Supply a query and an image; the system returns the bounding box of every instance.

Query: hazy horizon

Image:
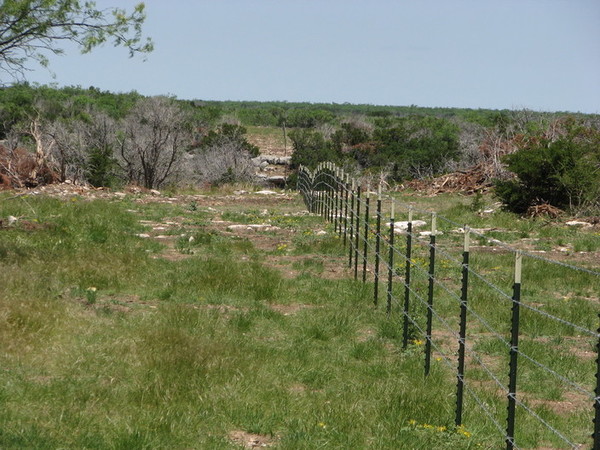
[20,0,600,114]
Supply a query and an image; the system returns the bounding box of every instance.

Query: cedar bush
[495,119,600,214]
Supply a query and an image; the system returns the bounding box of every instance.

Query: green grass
[0,189,598,448]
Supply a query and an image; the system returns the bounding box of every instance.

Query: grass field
[0,186,598,449]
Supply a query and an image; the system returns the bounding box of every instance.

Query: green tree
[0,0,153,78]
[372,116,460,180]
[199,124,259,157]
[495,119,600,213]
[289,129,335,169]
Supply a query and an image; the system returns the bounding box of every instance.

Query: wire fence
[298,162,600,450]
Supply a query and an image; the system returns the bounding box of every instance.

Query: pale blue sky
[25,0,600,113]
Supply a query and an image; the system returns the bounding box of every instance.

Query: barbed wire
[462,379,515,446]
[300,167,594,448]
[302,167,600,278]
[516,348,595,399]
[326,188,600,342]
[512,394,580,448]
[391,291,510,444]
[340,196,599,414]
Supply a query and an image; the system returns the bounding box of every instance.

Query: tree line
[1,83,599,215]
[0,84,259,189]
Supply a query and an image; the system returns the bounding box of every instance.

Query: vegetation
[0,0,152,79]
[0,187,598,448]
[495,118,600,214]
[0,83,599,214]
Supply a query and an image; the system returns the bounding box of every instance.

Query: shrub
[494,119,600,213]
[371,116,460,181]
[289,129,336,169]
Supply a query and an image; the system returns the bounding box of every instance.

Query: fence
[297,162,600,449]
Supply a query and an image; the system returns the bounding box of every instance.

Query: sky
[21,0,600,113]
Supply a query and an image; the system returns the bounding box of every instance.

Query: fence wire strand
[297,165,599,449]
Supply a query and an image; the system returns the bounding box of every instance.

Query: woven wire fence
[298,162,600,450]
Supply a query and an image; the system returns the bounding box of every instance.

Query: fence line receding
[298,162,600,450]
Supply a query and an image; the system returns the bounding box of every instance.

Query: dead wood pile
[526,203,564,218]
[403,164,504,195]
[0,144,58,189]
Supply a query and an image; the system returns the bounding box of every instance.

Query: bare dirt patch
[229,430,276,448]
[193,304,248,315]
[288,383,307,394]
[269,303,313,316]
[262,254,350,280]
[522,390,590,416]
[356,327,377,342]
[246,127,288,157]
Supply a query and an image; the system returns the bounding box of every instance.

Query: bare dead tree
[446,119,487,171]
[189,140,255,186]
[118,97,192,189]
[44,119,87,182]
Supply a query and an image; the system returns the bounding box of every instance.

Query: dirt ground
[13,183,349,283]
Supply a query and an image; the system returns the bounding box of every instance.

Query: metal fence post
[325,164,331,221]
[315,166,320,216]
[362,189,370,283]
[506,251,523,450]
[331,166,336,228]
[402,206,413,350]
[455,227,470,427]
[593,314,600,450]
[334,168,341,233]
[317,172,322,217]
[387,200,395,315]
[425,213,437,376]
[373,186,382,306]
[338,170,344,239]
[348,179,355,269]
[343,175,349,246]
[354,185,361,280]
[319,165,327,219]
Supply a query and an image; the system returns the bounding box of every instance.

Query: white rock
[136,233,151,238]
[247,224,280,231]
[385,220,427,233]
[566,220,592,227]
[227,224,280,232]
[255,190,279,195]
[419,231,444,236]
[227,224,249,231]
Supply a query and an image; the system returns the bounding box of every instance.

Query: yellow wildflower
[457,425,472,438]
